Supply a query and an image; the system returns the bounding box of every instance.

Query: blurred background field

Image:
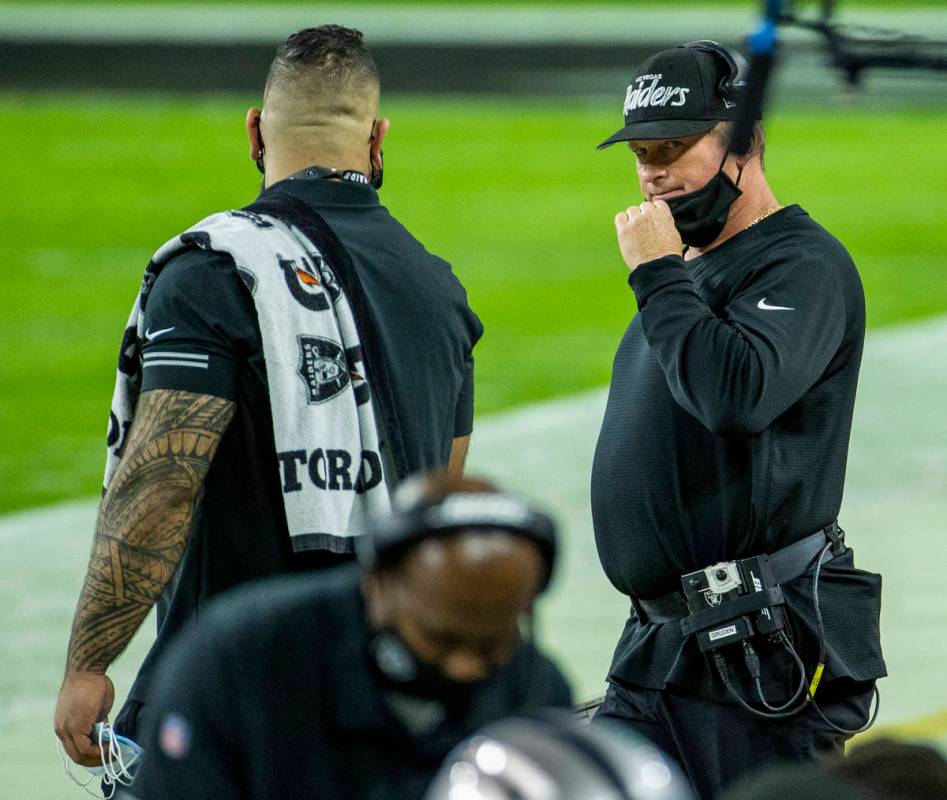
[2,2,946,797]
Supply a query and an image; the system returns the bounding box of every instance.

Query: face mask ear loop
[95,724,118,800]
[97,724,111,778]
[57,737,101,795]
[116,735,142,779]
[107,728,139,788]
[110,734,128,784]
[717,147,745,187]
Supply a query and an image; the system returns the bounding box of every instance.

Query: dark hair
[265,25,378,96]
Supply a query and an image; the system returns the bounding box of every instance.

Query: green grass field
[2,93,946,514]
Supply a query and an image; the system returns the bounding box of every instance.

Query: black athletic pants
[594,679,875,800]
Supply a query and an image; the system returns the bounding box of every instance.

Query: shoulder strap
[243,190,410,482]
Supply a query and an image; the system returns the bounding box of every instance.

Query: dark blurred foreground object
[722,737,947,800]
[425,712,695,800]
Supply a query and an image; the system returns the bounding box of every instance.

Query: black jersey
[128,566,573,800]
[591,206,885,699]
[126,174,482,704]
[592,205,864,598]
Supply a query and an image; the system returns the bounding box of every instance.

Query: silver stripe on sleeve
[143,351,209,362]
[143,360,210,369]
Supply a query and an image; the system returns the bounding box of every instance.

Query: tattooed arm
[55,389,235,765]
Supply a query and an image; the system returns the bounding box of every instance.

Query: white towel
[105,207,392,550]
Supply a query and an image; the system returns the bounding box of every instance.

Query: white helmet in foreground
[424,711,695,800]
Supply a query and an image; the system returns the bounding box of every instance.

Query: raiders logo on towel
[280,254,330,311]
[313,253,342,303]
[346,345,370,406]
[236,267,257,295]
[297,335,349,403]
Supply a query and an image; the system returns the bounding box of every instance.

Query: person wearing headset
[117,472,572,800]
[590,42,885,798]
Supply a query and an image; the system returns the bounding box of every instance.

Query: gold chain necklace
[746,205,783,230]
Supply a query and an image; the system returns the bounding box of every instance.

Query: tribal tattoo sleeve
[65,389,235,674]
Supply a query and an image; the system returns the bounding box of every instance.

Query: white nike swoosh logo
[145,326,176,341]
[757,298,795,311]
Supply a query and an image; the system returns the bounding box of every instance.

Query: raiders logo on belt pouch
[297,336,350,403]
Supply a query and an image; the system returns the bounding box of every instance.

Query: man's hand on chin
[614,199,683,272]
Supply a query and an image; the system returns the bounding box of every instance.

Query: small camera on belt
[681,555,786,652]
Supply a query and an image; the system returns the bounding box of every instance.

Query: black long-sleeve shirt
[591,205,885,698]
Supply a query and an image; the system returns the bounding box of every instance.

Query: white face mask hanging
[58,721,144,798]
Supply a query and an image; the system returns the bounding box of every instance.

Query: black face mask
[665,160,743,249]
[367,627,493,716]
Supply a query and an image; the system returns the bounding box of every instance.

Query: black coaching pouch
[780,547,887,688]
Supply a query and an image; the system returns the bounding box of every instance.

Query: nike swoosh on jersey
[757,298,795,311]
[145,326,176,341]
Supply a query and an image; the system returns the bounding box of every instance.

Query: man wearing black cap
[118,473,571,800]
[590,41,886,798]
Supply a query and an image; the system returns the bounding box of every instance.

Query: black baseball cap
[597,42,748,149]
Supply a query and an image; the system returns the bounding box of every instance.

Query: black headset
[681,40,749,107]
[358,490,558,592]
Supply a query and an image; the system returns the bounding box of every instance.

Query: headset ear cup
[681,39,748,106]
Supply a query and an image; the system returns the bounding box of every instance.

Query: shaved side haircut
[266,26,378,96]
[258,25,383,169]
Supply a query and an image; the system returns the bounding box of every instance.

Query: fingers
[55,672,116,767]
[615,205,642,228]
[58,722,104,766]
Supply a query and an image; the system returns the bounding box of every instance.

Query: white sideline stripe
[142,351,208,361]
[2,4,945,45]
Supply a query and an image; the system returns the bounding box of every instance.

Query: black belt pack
[680,554,785,651]
[630,523,844,652]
